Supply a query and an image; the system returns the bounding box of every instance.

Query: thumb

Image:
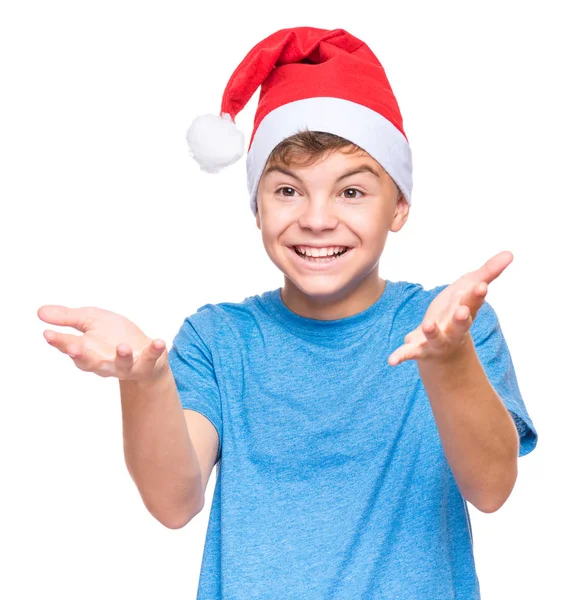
[37,305,94,333]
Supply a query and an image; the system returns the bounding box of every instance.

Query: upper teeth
[294,245,348,257]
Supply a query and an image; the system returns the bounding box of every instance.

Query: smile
[287,245,353,270]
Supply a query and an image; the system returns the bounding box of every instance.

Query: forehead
[262,148,384,178]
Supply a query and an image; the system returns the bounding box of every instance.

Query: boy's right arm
[37,304,218,531]
[120,358,219,529]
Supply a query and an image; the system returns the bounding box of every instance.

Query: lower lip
[287,246,353,271]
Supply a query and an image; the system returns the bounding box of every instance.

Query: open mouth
[290,245,351,264]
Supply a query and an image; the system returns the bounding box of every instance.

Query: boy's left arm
[388,251,534,514]
[416,333,518,513]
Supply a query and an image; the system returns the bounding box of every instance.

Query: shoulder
[178,291,269,342]
[392,280,501,336]
[394,280,454,305]
[393,281,448,320]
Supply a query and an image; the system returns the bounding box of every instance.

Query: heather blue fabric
[167,279,537,599]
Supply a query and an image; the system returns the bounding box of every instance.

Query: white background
[2,1,583,598]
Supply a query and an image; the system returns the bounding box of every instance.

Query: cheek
[346,210,387,240]
[259,206,292,236]
[260,217,284,250]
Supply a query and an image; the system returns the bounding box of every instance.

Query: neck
[280,269,386,320]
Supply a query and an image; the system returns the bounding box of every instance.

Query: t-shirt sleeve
[471,300,538,457]
[167,312,223,464]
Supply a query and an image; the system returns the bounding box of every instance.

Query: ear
[390,194,410,233]
[255,207,261,229]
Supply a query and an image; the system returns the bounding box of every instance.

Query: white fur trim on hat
[246,97,413,216]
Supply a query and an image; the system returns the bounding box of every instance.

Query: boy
[39,26,538,599]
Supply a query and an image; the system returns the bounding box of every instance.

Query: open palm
[388,251,514,366]
[38,305,167,380]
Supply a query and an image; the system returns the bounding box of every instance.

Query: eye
[341,188,363,200]
[276,186,299,197]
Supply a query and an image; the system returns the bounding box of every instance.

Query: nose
[297,195,339,232]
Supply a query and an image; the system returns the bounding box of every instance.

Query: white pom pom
[186,112,245,173]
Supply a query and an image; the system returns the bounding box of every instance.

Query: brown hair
[260,130,403,206]
[263,130,365,171]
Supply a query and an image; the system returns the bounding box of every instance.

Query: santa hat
[186,27,413,216]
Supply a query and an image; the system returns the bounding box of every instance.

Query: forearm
[120,355,203,528]
[417,334,519,513]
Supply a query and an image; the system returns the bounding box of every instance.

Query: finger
[477,251,514,285]
[114,343,136,377]
[43,329,84,357]
[388,351,403,366]
[474,281,488,298]
[458,282,487,316]
[422,320,449,352]
[38,305,92,333]
[388,344,418,366]
[134,339,167,375]
[422,319,439,338]
[446,305,472,338]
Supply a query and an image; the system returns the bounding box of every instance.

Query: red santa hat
[186,27,413,216]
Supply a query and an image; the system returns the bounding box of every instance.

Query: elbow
[469,456,519,514]
[161,515,191,530]
[148,496,205,530]
[158,506,202,529]
[477,479,518,514]
[475,498,505,514]
[468,489,509,513]
[473,481,517,514]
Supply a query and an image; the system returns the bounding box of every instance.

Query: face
[255,148,410,319]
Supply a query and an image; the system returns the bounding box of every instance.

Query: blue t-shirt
[167,279,538,599]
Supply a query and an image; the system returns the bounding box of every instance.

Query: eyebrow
[263,164,381,183]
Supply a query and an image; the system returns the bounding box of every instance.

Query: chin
[284,269,360,298]
[270,245,370,294]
